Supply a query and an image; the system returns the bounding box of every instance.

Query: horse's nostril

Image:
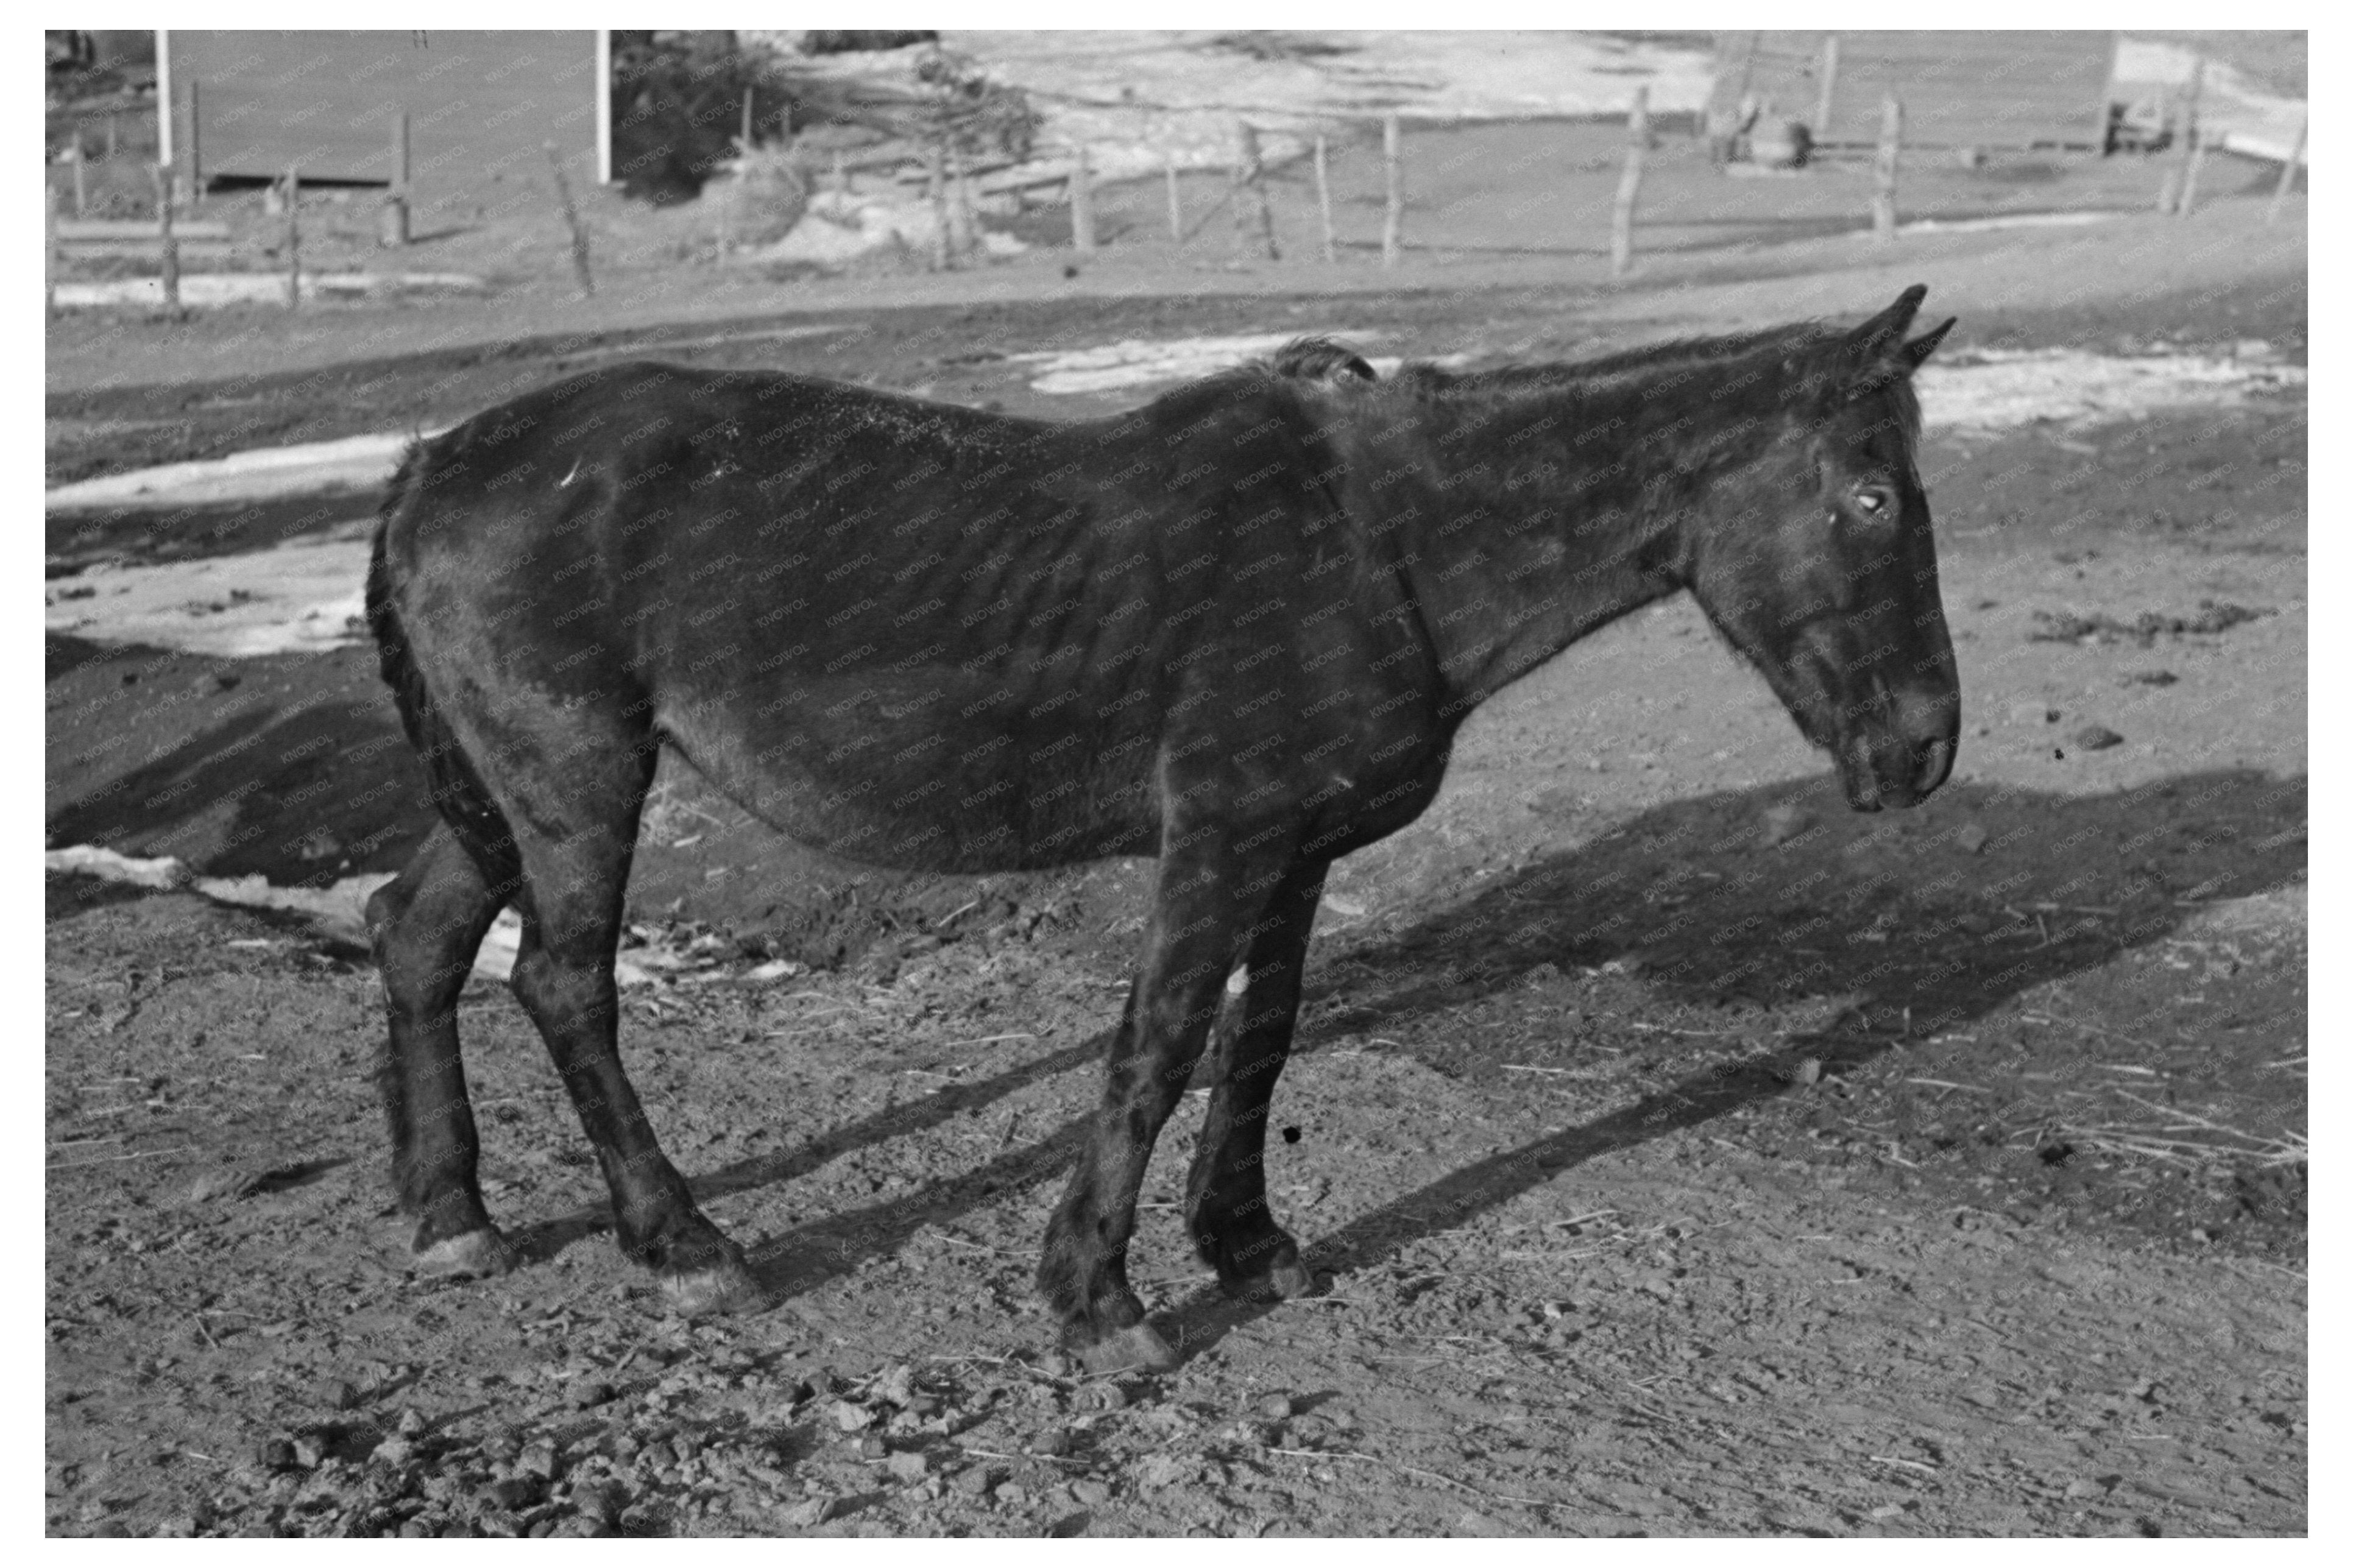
[1914,737,1953,794]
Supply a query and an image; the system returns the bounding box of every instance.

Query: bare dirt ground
[44,133,2305,1536]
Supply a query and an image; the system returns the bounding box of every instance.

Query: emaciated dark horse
[366,286,1960,1372]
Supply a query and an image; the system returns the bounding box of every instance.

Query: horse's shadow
[509,763,2304,1345]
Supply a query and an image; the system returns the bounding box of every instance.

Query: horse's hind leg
[1183,857,1326,1302]
[366,822,515,1276]
[501,762,768,1318]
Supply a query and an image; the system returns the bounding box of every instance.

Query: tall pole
[1870,96,1902,241]
[1164,150,1183,243]
[1381,113,1403,269]
[1610,85,1648,278]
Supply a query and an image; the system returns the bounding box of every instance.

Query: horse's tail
[368,439,522,889]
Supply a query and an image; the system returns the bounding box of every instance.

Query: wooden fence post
[46,181,59,318]
[2158,58,2203,214]
[1381,113,1403,269]
[186,79,203,211]
[2174,60,2210,217]
[283,165,301,308]
[1813,35,1839,141]
[1871,96,1902,241]
[927,138,952,270]
[543,143,593,297]
[1233,122,1278,261]
[380,109,411,247]
[68,143,87,218]
[1611,85,1649,277]
[154,163,180,313]
[1070,144,1096,253]
[741,85,756,152]
[1314,132,1337,263]
[2090,30,2122,156]
[2266,115,2308,224]
[949,143,976,257]
[1164,150,1183,242]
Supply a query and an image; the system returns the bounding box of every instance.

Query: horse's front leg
[1038,839,1286,1373]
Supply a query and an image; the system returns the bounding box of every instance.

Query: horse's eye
[1852,487,1895,518]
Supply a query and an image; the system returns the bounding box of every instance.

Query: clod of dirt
[886,1449,929,1481]
[567,1379,616,1410]
[1760,803,1814,849]
[952,1462,1002,1497]
[487,1476,543,1510]
[1955,822,1992,855]
[1028,1427,1074,1458]
[1791,1058,1824,1087]
[830,1399,876,1432]
[2074,725,2126,751]
[1254,1392,1297,1421]
[783,1496,838,1528]
[1137,1453,1195,1489]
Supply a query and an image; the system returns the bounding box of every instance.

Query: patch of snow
[51,272,486,311]
[1893,211,2124,236]
[47,525,375,657]
[1918,349,2305,436]
[47,430,443,514]
[954,30,1713,182]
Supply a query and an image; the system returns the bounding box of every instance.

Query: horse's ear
[1901,317,1957,372]
[1848,284,1930,355]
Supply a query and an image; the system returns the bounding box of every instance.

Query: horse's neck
[1377,379,1710,709]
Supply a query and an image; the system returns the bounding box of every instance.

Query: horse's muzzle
[1838,692,1958,811]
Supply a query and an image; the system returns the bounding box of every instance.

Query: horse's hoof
[661,1262,771,1318]
[1074,1322,1179,1376]
[412,1228,518,1280]
[1264,1257,1317,1299]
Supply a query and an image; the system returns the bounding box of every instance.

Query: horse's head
[1690,285,1959,811]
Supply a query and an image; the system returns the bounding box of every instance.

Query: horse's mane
[1378,320,1922,438]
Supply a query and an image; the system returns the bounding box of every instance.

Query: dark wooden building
[157,30,609,216]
